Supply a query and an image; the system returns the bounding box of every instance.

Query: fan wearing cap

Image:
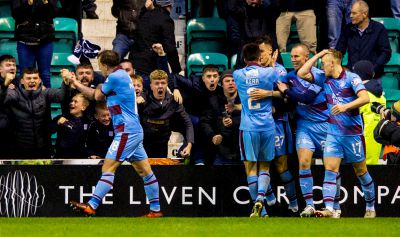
[374,100,400,164]
[354,60,386,165]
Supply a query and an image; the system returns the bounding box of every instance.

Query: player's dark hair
[255,35,273,47]
[98,50,120,68]
[242,43,261,62]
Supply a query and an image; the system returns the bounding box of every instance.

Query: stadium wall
[0,165,399,217]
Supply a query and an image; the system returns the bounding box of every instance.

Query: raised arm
[298,50,330,82]
[64,69,105,101]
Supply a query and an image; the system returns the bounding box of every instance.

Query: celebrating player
[68,50,162,217]
[297,49,375,218]
[233,43,278,217]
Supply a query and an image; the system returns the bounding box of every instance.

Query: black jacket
[12,0,57,44]
[336,20,392,78]
[0,77,13,153]
[4,82,67,155]
[174,74,221,117]
[130,5,181,74]
[200,90,241,161]
[374,119,400,147]
[85,120,114,158]
[111,0,145,39]
[139,91,194,157]
[52,114,91,158]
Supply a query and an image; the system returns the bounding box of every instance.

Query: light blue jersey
[101,68,142,134]
[102,68,147,162]
[234,64,278,133]
[310,68,366,162]
[312,69,366,136]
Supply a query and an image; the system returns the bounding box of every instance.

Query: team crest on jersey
[351,77,362,86]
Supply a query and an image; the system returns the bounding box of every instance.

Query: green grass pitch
[1,218,400,237]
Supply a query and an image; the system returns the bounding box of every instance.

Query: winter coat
[4,82,67,151]
[130,5,181,74]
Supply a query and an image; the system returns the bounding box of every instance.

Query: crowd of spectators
[0,0,397,166]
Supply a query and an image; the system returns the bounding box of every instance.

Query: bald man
[335,0,391,78]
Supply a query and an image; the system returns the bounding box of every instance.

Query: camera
[371,102,391,119]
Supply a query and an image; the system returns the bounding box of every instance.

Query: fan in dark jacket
[139,69,193,158]
[85,103,114,159]
[111,0,146,59]
[3,67,68,159]
[335,0,391,78]
[129,0,181,90]
[52,93,91,159]
[0,55,17,158]
[200,70,242,165]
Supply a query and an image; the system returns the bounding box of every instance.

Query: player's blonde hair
[326,49,343,64]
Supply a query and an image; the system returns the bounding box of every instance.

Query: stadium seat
[53,17,78,53]
[384,89,400,108]
[0,40,17,62]
[280,52,294,70]
[187,0,219,18]
[51,75,64,89]
[187,52,228,77]
[0,17,15,39]
[381,74,399,90]
[384,52,400,73]
[0,2,11,18]
[372,17,400,53]
[342,52,348,67]
[186,18,227,54]
[230,54,237,69]
[51,52,75,73]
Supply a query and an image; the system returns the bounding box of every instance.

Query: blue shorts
[296,121,328,157]
[106,132,148,162]
[274,120,293,157]
[323,134,365,163]
[239,130,275,162]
